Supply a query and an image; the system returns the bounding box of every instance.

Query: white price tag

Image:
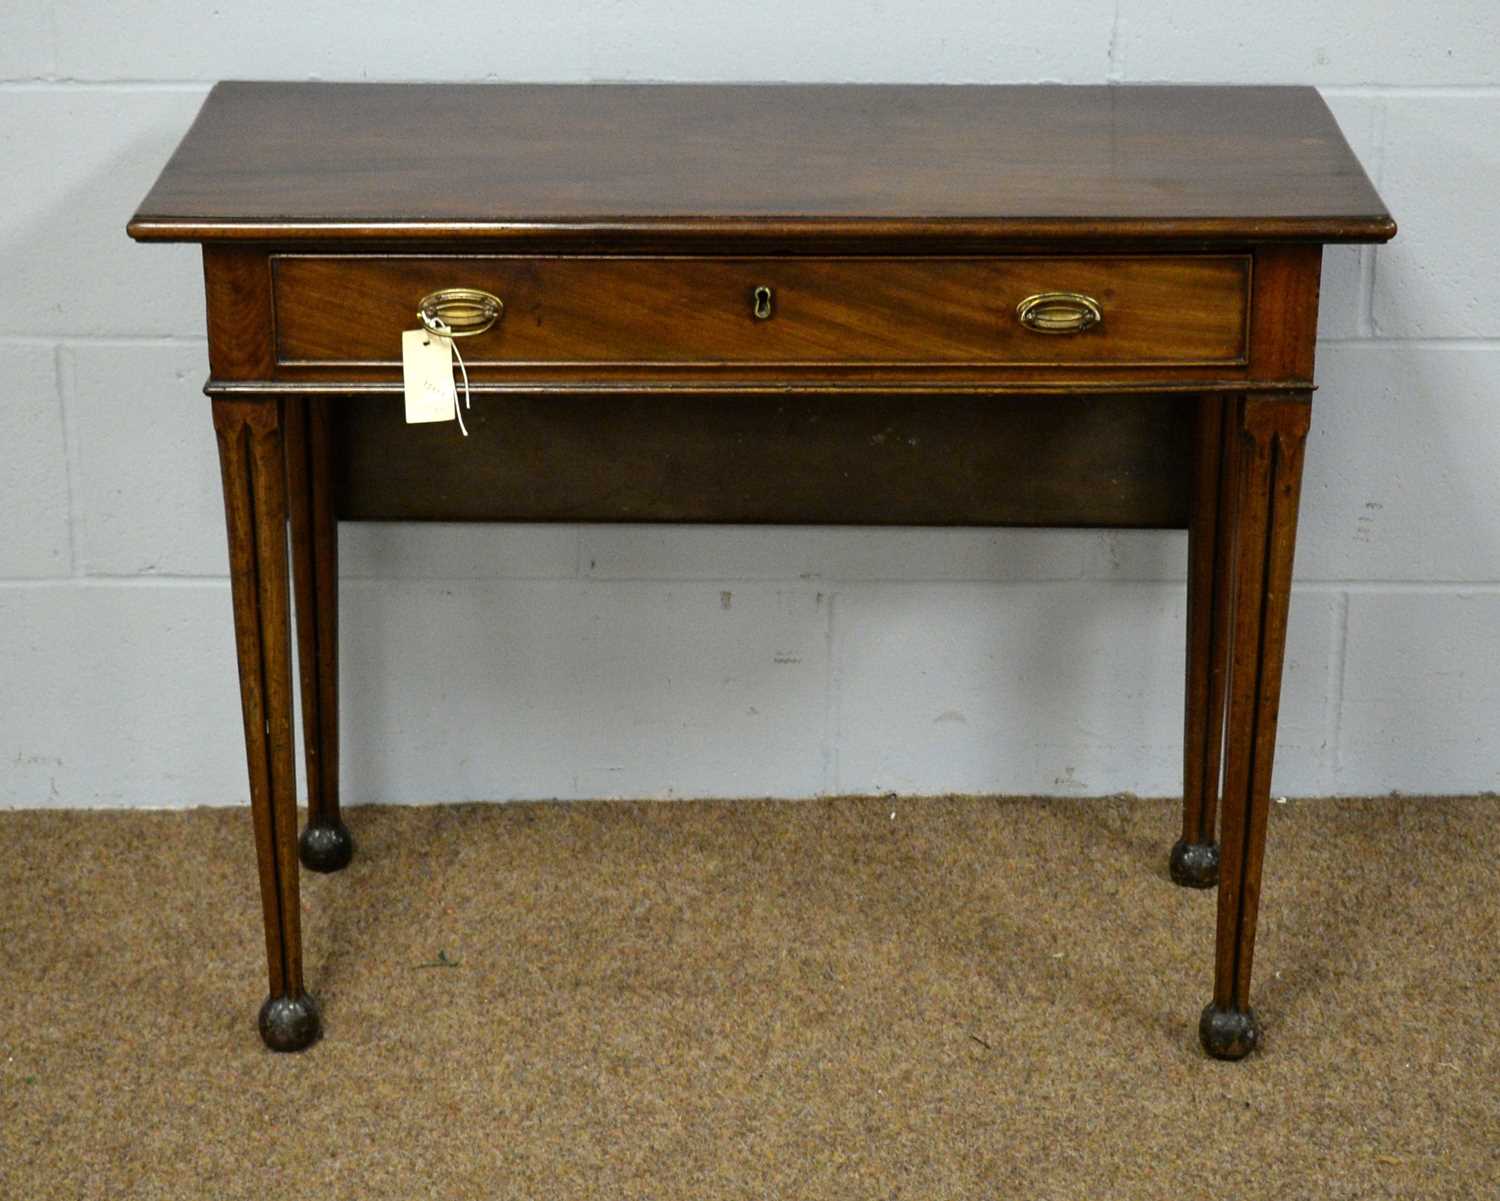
[402,329,458,424]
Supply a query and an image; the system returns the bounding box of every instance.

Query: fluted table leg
[214,396,320,1053]
[1199,393,1311,1060]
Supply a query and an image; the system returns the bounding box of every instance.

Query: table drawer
[271,254,1250,371]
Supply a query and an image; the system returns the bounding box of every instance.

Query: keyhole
[752,285,774,320]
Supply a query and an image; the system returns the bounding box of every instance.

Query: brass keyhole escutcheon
[752,285,774,320]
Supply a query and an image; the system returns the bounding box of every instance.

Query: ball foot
[258,992,322,1053]
[1199,1003,1261,1060]
[299,819,354,873]
[1169,838,1220,888]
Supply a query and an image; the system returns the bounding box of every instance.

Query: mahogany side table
[128,82,1395,1057]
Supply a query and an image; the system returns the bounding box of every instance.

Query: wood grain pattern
[284,397,343,861]
[212,397,309,1017]
[1178,397,1237,877]
[271,254,1250,370]
[201,243,1324,392]
[203,245,274,380]
[129,83,1394,246]
[1206,393,1312,1058]
[1245,244,1323,383]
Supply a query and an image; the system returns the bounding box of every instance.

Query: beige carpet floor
[1,795,1497,1200]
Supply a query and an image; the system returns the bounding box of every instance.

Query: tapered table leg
[285,396,351,873]
[1173,396,1237,888]
[1200,393,1311,1060]
[214,396,321,1052]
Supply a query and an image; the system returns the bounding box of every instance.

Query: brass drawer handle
[418,288,503,337]
[1016,291,1102,334]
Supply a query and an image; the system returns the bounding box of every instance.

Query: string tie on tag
[424,318,471,436]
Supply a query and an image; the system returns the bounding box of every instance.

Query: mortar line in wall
[6,575,1500,593]
[401,575,1500,592]
[1300,580,1500,594]
[340,573,585,585]
[854,578,1500,592]
[2,79,1498,96]
[1104,0,1124,82]
[573,573,1097,586]
[40,1,59,79]
[1362,98,1390,337]
[0,79,213,92]
[344,575,1500,592]
[1108,80,1500,95]
[0,573,614,588]
[52,345,82,579]
[339,573,835,587]
[1355,248,1376,340]
[1372,96,1391,188]
[1319,338,1500,350]
[1328,591,1351,782]
[391,574,1129,588]
[549,576,1500,592]
[0,576,230,590]
[0,336,208,348]
[820,589,840,796]
[1320,84,1500,99]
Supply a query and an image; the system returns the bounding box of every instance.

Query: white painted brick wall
[0,345,71,578]
[3,2,1498,807]
[1373,96,1500,338]
[1112,2,1500,86]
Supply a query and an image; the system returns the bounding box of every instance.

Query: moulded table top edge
[127,81,1396,246]
[126,214,1398,244]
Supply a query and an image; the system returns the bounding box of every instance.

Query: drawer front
[271,254,1250,371]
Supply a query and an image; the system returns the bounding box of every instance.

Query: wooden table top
[129,82,1394,245]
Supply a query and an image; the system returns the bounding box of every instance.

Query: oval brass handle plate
[752,285,774,320]
[1015,291,1103,334]
[418,288,504,338]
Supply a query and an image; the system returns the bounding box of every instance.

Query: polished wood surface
[212,396,319,1049]
[206,243,1319,394]
[271,254,1250,369]
[1202,393,1313,1059]
[333,393,1192,528]
[129,82,1395,1058]
[284,397,349,873]
[1177,397,1237,884]
[130,83,1394,246]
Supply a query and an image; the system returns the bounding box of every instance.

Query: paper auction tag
[402,329,458,424]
